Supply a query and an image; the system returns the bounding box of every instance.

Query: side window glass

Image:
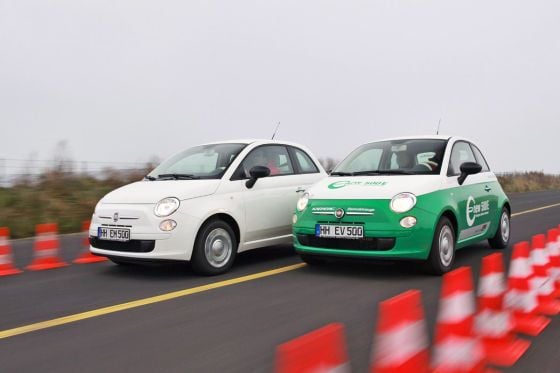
[470,144,490,172]
[239,146,294,178]
[448,141,476,176]
[292,148,319,174]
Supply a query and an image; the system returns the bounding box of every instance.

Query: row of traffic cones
[0,221,105,277]
[275,225,560,372]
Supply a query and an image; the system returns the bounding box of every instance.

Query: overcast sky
[1,0,559,173]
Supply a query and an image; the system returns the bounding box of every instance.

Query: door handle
[484,185,492,192]
[296,188,306,193]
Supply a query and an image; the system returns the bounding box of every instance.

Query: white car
[90,139,326,274]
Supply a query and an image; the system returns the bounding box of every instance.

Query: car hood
[307,175,443,200]
[100,180,221,204]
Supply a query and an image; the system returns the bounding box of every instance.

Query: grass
[0,170,558,239]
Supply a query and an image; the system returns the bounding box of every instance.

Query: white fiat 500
[90,140,326,274]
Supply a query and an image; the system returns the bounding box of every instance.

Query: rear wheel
[299,253,327,266]
[191,219,237,275]
[488,207,510,249]
[425,216,456,275]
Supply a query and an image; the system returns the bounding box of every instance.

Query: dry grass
[497,172,560,193]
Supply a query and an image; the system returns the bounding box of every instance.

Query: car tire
[300,254,327,266]
[425,216,456,275]
[191,219,238,276]
[488,207,510,249]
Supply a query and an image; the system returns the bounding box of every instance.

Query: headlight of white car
[390,192,417,213]
[297,193,310,212]
[154,197,180,217]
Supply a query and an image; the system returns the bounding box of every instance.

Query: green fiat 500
[292,136,510,274]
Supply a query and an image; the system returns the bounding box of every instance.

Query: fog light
[292,214,298,224]
[400,216,417,228]
[159,219,177,231]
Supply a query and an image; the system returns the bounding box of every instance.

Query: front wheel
[191,219,237,276]
[488,207,510,249]
[425,217,456,275]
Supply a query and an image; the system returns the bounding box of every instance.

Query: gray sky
[1,0,559,173]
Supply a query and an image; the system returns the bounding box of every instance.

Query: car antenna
[271,122,280,140]
[436,118,442,135]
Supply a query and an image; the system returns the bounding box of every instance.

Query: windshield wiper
[376,169,414,175]
[144,175,156,181]
[157,173,200,180]
[330,171,354,176]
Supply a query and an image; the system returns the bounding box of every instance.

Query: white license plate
[315,224,364,239]
[98,227,130,242]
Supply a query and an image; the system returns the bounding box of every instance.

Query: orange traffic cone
[26,223,68,271]
[74,220,106,264]
[432,267,488,373]
[529,234,560,315]
[370,290,429,373]
[504,241,550,336]
[546,228,560,297]
[474,253,530,367]
[275,323,350,373]
[0,227,22,276]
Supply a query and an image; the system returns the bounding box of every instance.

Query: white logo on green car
[466,196,490,227]
[328,180,388,189]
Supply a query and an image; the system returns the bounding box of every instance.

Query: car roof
[198,138,312,148]
[364,135,477,144]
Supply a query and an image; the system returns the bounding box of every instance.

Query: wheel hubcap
[204,228,233,268]
[501,212,510,242]
[439,226,454,267]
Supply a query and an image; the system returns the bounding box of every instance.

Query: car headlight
[390,192,417,213]
[154,197,180,217]
[297,193,309,212]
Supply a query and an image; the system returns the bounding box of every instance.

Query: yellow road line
[0,263,306,340]
[511,202,560,218]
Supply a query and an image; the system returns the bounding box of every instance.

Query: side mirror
[245,166,271,188]
[457,162,482,185]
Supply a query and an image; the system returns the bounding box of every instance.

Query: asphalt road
[1,190,560,372]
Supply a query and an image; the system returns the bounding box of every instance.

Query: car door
[233,145,302,246]
[446,141,492,244]
[469,143,500,231]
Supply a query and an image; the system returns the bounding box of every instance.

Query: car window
[238,145,294,178]
[148,143,246,180]
[448,141,477,176]
[291,147,319,174]
[345,148,383,172]
[470,144,490,172]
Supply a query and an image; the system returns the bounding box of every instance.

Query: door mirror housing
[457,162,482,185]
[245,166,271,188]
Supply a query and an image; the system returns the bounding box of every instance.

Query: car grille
[89,237,155,253]
[297,234,395,251]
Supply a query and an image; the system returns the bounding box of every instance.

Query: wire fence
[0,158,152,187]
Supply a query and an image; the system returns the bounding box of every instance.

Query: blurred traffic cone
[529,234,560,315]
[504,241,550,336]
[474,253,530,367]
[546,228,560,297]
[0,227,22,276]
[370,290,429,373]
[432,267,487,373]
[275,323,350,373]
[26,223,68,271]
[74,220,106,264]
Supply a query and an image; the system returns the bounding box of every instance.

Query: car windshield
[147,143,247,180]
[332,139,447,176]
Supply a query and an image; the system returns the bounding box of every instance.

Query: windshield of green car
[332,139,448,176]
[147,143,247,180]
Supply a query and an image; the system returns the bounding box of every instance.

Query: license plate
[98,227,130,242]
[315,224,364,239]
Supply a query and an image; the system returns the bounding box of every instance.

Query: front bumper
[292,199,437,260]
[89,203,200,261]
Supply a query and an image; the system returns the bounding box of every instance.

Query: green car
[292,136,510,274]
